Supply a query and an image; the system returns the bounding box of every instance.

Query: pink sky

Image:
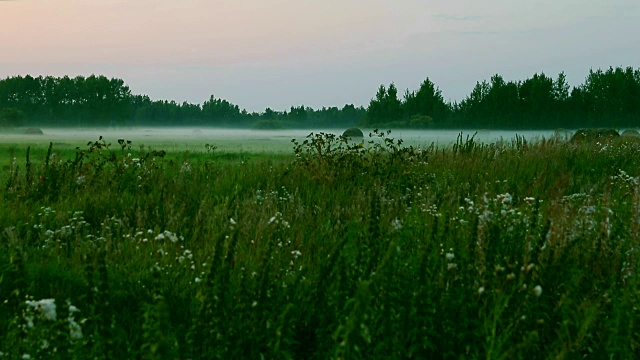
[1,0,639,111]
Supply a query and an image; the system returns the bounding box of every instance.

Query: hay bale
[621,129,640,138]
[571,128,619,143]
[342,128,364,138]
[23,127,44,135]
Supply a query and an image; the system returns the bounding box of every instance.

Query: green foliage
[364,83,403,126]
[2,67,640,129]
[0,107,26,127]
[2,134,640,358]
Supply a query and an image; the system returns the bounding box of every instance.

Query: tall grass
[1,132,639,359]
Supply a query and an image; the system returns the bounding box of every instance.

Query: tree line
[1,67,639,129]
[365,66,640,129]
[0,75,366,128]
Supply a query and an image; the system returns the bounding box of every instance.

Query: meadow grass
[0,131,639,359]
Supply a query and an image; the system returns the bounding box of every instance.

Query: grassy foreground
[1,132,639,359]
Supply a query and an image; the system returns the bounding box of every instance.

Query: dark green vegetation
[2,66,640,129]
[1,132,640,359]
[0,75,366,128]
[570,128,621,142]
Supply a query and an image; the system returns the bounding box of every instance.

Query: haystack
[342,128,364,138]
[570,128,619,142]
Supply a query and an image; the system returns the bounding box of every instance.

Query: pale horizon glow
[1,0,639,111]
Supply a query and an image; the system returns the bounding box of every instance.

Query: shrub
[407,114,433,128]
[0,108,26,127]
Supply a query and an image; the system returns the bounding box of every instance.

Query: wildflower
[526,263,535,272]
[194,277,201,283]
[506,273,516,280]
[533,285,543,297]
[163,230,178,243]
[498,193,512,205]
[26,299,56,321]
[478,287,485,295]
[68,318,83,339]
[445,253,455,261]
[229,218,237,225]
[391,218,402,231]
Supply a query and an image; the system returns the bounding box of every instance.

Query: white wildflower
[526,263,535,272]
[498,193,512,205]
[194,277,201,283]
[478,287,485,295]
[533,285,542,297]
[25,299,56,321]
[445,253,455,261]
[391,218,402,231]
[68,318,83,339]
[163,230,178,243]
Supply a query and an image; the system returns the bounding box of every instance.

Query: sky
[1,0,639,111]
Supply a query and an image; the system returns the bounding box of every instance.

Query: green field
[1,130,639,359]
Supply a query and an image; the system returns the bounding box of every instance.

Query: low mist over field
[1,127,559,153]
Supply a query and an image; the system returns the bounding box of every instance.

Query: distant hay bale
[23,127,44,135]
[571,128,619,143]
[621,129,640,138]
[342,128,364,138]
